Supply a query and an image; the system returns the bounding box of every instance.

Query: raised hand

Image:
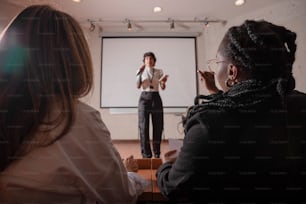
[197,70,219,94]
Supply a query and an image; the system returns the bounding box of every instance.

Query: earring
[225,78,237,88]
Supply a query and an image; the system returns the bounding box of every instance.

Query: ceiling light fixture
[72,0,81,3]
[235,0,246,6]
[153,6,162,13]
[203,18,210,28]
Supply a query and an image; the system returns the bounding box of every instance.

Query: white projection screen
[100,37,198,109]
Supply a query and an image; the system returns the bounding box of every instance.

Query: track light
[202,17,210,28]
[203,21,210,28]
[127,20,132,31]
[89,21,95,32]
[170,20,175,30]
[98,25,103,33]
[87,17,226,31]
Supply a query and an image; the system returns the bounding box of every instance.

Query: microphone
[136,69,142,76]
[136,65,146,76]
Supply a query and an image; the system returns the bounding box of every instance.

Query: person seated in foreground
[0,5,144,203]
[156,20,306,203]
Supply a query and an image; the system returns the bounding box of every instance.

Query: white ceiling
[4,0,288,33]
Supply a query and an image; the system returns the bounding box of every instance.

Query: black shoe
[142,154,152,158]
[154,154,160,158]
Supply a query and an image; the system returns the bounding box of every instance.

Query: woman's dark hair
[143,52,156,64]
[184,20,298,124]
[0,5,93,171]
[218,20,297,96]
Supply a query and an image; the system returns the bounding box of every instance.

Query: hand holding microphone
[136,64,145,76]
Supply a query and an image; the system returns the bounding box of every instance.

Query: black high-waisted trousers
[138,91,164,158]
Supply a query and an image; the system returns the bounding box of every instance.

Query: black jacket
[157,90,306,203]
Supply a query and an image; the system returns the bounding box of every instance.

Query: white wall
[200,0,306,93]
[86,0,306,140]
[1,0,306,140]
[0,2,20,32]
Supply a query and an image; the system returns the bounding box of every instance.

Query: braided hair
[219,20,296,96]
[184,20,297,123]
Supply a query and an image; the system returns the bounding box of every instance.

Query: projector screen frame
[100,36,199,109]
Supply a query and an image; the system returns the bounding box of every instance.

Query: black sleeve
[156,119,210,200]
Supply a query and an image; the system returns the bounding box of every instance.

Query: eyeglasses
[206,58,228,72]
